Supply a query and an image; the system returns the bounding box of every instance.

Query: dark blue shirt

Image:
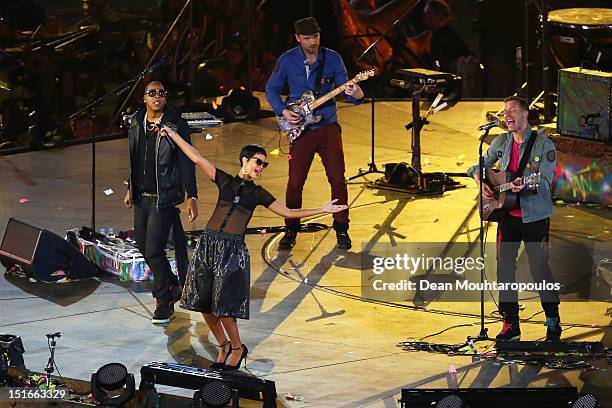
[265,46,363,127]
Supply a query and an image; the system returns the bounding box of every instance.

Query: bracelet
[189,197,198,200]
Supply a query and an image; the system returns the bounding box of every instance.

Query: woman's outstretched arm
[161,125,216,180]
[267,199,348,219]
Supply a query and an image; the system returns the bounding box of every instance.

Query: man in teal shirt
[467,96,561,341]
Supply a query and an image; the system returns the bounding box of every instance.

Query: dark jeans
[286,123,349,228]
[134,196,183,300]
[496,215,560,318]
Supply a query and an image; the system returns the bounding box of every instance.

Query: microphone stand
[348,0,423,182]
[468,126,492,344]
[69,56,167,230]
[45,332,61,389]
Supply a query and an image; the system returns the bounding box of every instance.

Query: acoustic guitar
[481,169,540,221]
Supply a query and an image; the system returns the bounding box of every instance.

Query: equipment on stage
[121,111,223,133]
[373,68,464,194]
[570,393,602,408]
[44,332,61,390]
[222,88,261,122]
[139,361,277,408]
[91,363,136,407]
[277,69,375,143]
[400,387,579,408]
[72,227,179,282]
[376,162,461,194]
[193,382,235,408]
[480,170,541,221]
[182,111,223,132]
[542,6,612,120]
[495,340,605,354]
[548,8,612,71]
[557,67,612,143]
[0,334,25,370]
[392,68,458,87]
[0,218,97,282]
[478,119,501,131]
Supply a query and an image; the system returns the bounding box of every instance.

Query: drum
[548,8,612,69]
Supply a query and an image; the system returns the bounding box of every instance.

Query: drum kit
[548,7,612,70]
[544,7,612,120]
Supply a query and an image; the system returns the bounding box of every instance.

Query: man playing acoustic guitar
[467,96,561,341]
[265,17,365,250]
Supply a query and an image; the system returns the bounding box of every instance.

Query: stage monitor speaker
[0,218,97,282]
[400,387,578,408]
[557,67,612,143]
[384,162,419,188]
[381,163,460,193]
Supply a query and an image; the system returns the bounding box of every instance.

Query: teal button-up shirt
[467,127,557,223]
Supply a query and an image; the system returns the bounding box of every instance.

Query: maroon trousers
[286,123,349,227]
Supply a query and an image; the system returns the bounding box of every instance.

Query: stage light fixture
[0,333,25,368]
[570,393,600,408]
[193,380,235,408]
[434,394,467,408]
[90,362,135,407]
[221,89,261,121]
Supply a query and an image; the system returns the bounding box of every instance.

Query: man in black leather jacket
[123,81,198,324]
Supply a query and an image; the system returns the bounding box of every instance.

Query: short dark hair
[145,80,165,93]
[239,144,266,165]
[504,96,529,112]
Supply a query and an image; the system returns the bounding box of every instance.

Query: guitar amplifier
[557,67,612,143]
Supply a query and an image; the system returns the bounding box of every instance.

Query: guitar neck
[309,82,353,110]
[496,177,526,193]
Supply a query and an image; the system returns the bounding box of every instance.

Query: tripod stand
[372,77,465,194]
[45,332,61,388]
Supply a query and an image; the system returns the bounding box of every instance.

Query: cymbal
[549,8,612,28]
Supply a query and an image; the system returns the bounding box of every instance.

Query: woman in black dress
[160,125,347,370]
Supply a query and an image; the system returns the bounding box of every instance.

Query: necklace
[144,113,163,132]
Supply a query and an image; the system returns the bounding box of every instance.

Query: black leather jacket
[127,105,197,209]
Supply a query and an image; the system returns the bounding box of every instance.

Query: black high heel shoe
[210,341,230,369]
[222,344,248,370]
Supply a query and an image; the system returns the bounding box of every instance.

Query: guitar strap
[514,129,538,177]
[486,129,539,223]
[313,48,327,98]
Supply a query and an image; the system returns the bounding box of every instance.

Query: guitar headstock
[353,69,375,83]
[525,172,541,188]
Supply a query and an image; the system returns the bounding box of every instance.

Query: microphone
[478,119,500,131]
[389,79,412,89]
[579,112,601,127]
[155,122,177,132]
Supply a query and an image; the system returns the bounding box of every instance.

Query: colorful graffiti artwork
[78,238,178,282]
[551,135,611,206]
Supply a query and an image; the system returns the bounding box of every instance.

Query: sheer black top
[206,168,276,235]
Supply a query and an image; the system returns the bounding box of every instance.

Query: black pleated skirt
[180,229,250,319]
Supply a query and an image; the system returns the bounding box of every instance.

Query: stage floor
[0,100,610,407]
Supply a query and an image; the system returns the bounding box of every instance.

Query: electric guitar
[277,69,375,142]
[481,169,541,221]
